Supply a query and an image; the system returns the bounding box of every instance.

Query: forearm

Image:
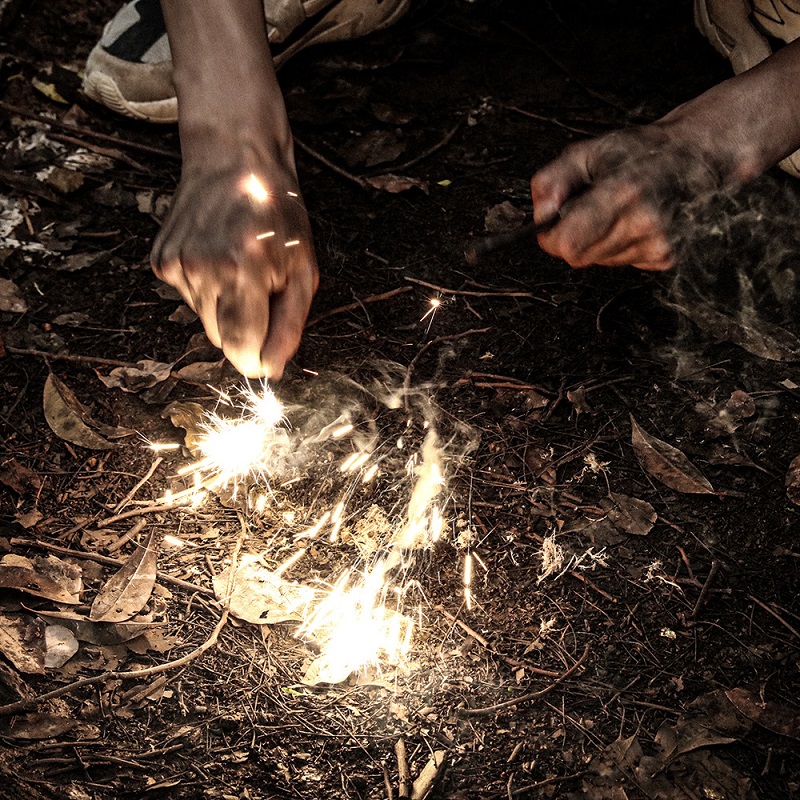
[659,38,800,182]
[159,0,293,169]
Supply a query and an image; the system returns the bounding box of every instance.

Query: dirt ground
[1,1,799,798]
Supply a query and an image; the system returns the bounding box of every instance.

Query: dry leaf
[0,458,41,496]
[366,174,429,193]
[0,278,27,313]
[630,417,714,494]
[786,453,800,506]
[213,555,309,625]
[173,359,235,384]
[484,201,527,233]
[90,531,158,622]
[602,493,657,536]
[34,608,154,645]
[14,508,43,529]
[97,359,174,393]
[0,612,45,674]
[162,400,208,454]
[726,687,800,740]
[671,299,800,361]
[0,554,81,604]
[44,624,79,669]
[43,373,116,450]
[0,714,76,740]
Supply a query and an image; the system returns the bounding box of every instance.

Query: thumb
[530,142,593,223]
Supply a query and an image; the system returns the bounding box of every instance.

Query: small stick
[96,501,188,528]
[505,771,588,798]
[294,136,370,190]
[691,560,720,619]
[10,537,213,596]
[383,762,395,800]
[568,570,617,603]
[405,276,545,301]
[106,518,147,553]
[463,215,560,266]
[392,120,461,172]
[6,346,139,369]
[113,456,164,514]
[48,132,148,172]
[0,609,228,717]
[461,644,590,717]
[305,286,412,328]
[747,594,800,640]
[395,738,410,800]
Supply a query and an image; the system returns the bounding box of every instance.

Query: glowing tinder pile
[153,379,468,685]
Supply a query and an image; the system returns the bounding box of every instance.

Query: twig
[391,121,461,172]
[403,327,491,395]
[0,101,181,160]
[10,537,213,596]
[96,502,187,528]
[434,605,561,677]
[568,570,617,603]
[5,346,139,369]
[395,738,410,800]
[106,519,147,554]
[383,762,395,800]
[48,132,148,172]
[113,456,164,514]
[691,560,720,619]
[0,608,228,716]
[305,286,412,328]
[505,105,598,136]
[293,136,370,189]
[405,276,549,302]
[460,644,590,716]
[505,771,588,798]
[747,594,800,639]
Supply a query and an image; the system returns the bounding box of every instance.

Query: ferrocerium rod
[463,214,560,266]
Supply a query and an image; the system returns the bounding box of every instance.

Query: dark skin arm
[153,0,318,379]
[530,38,800,270]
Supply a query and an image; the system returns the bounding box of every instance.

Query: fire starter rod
[463,213,562,266]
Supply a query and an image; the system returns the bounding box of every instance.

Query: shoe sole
[83,0,410,124]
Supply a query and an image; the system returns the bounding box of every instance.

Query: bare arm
[153,0,318,378]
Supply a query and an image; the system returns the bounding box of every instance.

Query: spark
[245,173,269,203]
[285,239,300,247]
[256,231,275,240]
[464,551,473,611]
[148,442,181,452]
[331,424,354,439]
[287,191,298,197]
[420,297,441,322]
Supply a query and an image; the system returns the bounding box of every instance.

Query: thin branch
[113,456,164,514]
[460,644,591,716]
[6,346,140,369]
[405,276,551,302]
[0,609,228,717]
[294,136,370,189]
[305,286,412,328]
[390,121,461,172]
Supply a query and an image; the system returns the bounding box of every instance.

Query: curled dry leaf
[366,174,429,194]
[162,400,207,455]
[90,531,158,623]
[43,373,116,450]
[630,416,714,495]
[173,359,236,385]
[0,458,41,497]
[726,687,800,740]
[97,359,174,393]
[0,553,82,604]
[602,493,657,536]
[35,608,154,645]
[786,453,800,506]
[0,714,77,741]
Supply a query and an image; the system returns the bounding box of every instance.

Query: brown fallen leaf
[0,458,42,497]
[670,299,800,361]
[630,416,715,494]
[162,400,208,455]
[43,373,116,450]
[602,493,657,536]
[0,277,27,313]
[366,174,429,194]
[0,713,76,740]
[786,453,800,506]
[0,612,45,674]
[97,359,174,393]
[0,554,82,604]
[34,608,154,645]
[484,201,527,233]
[726,687,800,740]
[173,359,236,385]
[90,531,158,623]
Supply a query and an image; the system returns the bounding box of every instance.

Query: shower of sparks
[149,379,465,683]
[245,173,269,203]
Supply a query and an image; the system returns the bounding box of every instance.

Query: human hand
[151,159,318,379]
[530,124,723,271]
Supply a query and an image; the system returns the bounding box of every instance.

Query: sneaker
[694,0,800,176]
[83,0,410,124]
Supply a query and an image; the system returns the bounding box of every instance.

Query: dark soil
[1,1,799,798]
